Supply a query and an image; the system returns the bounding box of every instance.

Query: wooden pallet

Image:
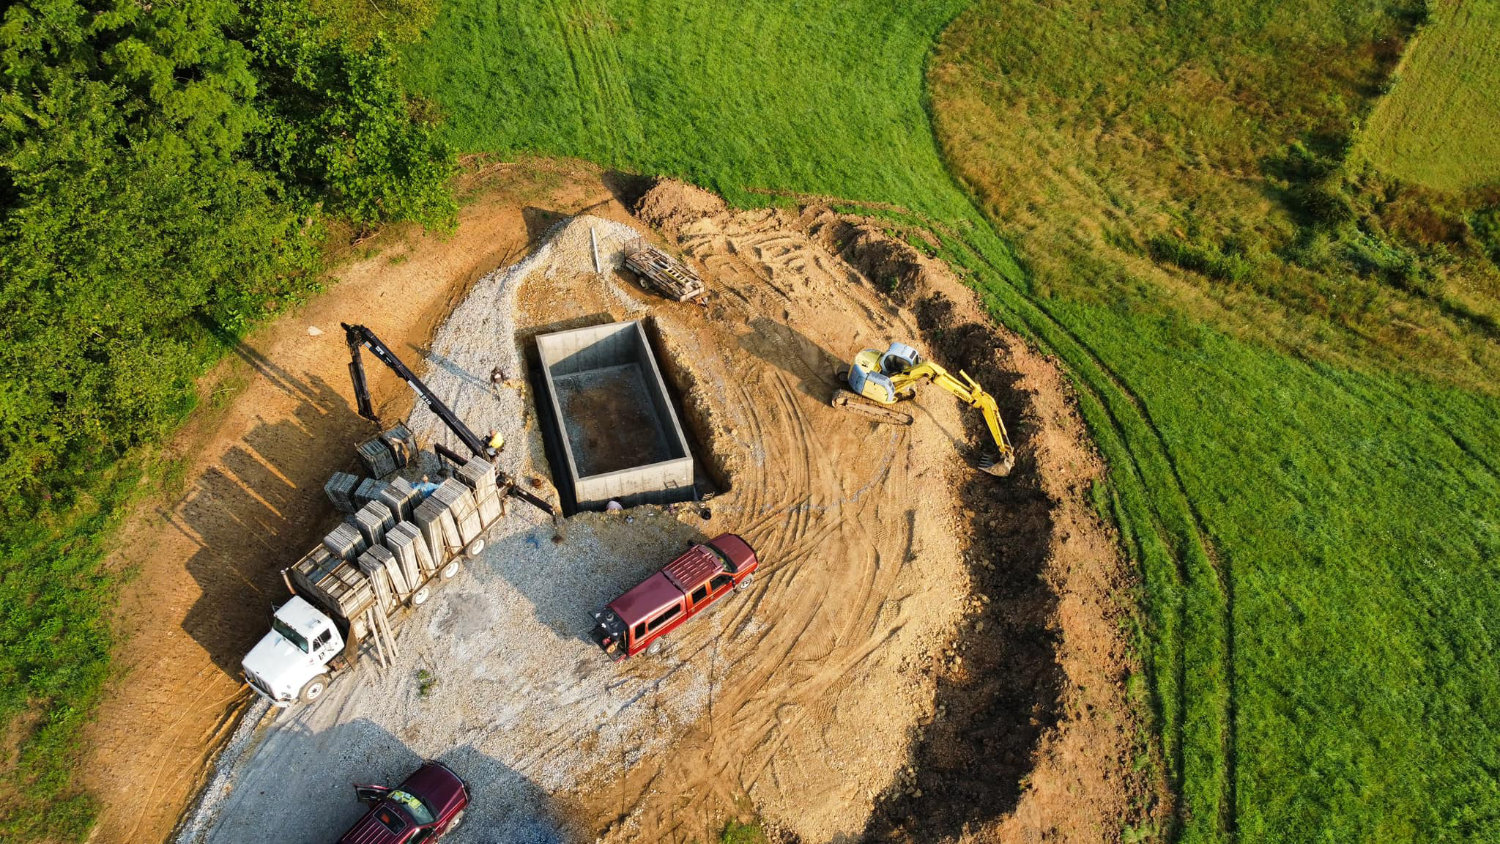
[623,238,705,302]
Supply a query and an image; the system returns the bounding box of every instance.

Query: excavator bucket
[977,451,1015,477]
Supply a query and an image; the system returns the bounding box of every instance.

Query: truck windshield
[705,542,736,573]
[271,617,309,653]
[388,789,435,825]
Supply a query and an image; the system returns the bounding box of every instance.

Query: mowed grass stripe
[1360,0,1500,190]
[404,0,975,213]
[403,1,1500,841]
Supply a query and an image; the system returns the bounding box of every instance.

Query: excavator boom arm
[891,361,1014,462]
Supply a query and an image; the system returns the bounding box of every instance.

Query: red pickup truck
[591,533,758,659]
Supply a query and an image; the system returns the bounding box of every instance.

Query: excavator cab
[848,342,922,404]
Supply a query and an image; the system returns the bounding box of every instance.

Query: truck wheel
[300,674,330,703]
[445,809,464,832]
[411,585,431,606]
[735,573,755,592]
[647,639,664,657]
[465,538,486,557]
[441,560,461,580]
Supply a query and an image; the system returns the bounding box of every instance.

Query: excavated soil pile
[811,213,1157,843]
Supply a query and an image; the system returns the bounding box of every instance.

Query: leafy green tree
[0,0,455,837]
[248,0,455,229]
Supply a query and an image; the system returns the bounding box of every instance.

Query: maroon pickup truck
[591,533,758,660]
[340,761,468,844]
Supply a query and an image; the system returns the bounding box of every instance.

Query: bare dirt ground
[82,163,1154,844]
[78,160,621,844]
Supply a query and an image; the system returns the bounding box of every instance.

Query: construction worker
[414,474,440,498]
[485,429,504,457]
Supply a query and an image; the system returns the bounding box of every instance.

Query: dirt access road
[85,162,1153,844]
[78,160,615,844]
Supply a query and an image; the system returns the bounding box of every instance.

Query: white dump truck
[242,456,504,706]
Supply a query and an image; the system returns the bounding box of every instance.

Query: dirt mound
[805,214,948,307]
[633,178,729,233]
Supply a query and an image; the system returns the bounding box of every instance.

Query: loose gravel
[185,217,746,843]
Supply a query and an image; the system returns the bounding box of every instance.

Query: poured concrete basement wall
[535,321,694,511]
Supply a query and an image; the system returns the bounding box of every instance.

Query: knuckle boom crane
[342,322,557,517]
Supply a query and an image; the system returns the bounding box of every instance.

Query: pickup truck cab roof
[610,535,752,627]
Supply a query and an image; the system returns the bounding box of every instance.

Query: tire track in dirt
[582,188,970,842]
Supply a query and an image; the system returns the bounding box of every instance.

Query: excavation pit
[535,320,695,512]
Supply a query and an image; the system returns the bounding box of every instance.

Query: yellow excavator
[832,341,1015,476]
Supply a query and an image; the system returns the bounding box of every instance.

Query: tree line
[0,0,451,836]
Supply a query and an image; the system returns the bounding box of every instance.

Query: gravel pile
[192,215,746,843]
[406,214,648,480]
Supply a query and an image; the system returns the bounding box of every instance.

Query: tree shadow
[178,341,367,676]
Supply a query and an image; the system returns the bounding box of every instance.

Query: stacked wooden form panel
[413,497,461,569]
[354,478,390,509]
[456,457,503,524]
[431,479,483,547]
[288,546,375,621]
[324,472,361,514]
[623,238,705,301]
[357,438,399,477]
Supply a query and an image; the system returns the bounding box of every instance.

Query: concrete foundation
[535,321,694,512]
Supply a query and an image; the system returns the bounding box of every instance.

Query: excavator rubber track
[831,390,913,425]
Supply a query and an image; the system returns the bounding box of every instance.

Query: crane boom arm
[342,323,489,458]
[891,361,1015,464]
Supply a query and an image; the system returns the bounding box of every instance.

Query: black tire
[465,538,486,557]
[441,560,461,580]
[300,674,330,703]
[445,809,464,832]
[647,638,663,657]
[735,572,755,592]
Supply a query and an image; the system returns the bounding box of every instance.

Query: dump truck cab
[591,533,758,660]
[242,596,344,706]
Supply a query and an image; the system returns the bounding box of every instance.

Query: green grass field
[400,2,1500,841]
[931,1,1500,839]
[404,0,980,220]
[1361,0,1500,189]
